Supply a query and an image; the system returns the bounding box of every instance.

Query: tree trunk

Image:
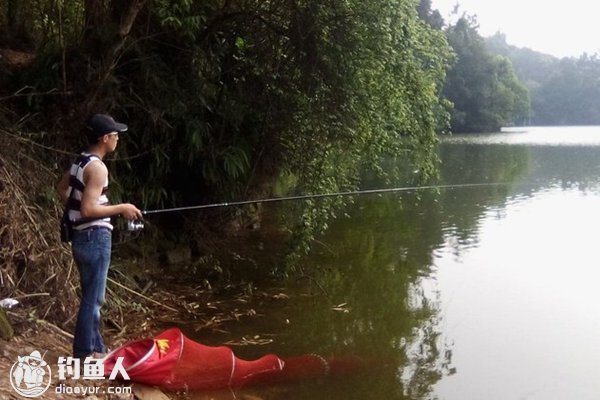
[4,0,30,48]
[116,0,147,37]
[84,0,108,35]
[80,0,148,113]
[6,0,18,30]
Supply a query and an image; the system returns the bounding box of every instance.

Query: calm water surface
[432,128,600,400]
[191,126,600,400]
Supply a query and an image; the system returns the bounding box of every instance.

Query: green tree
[485,32,600,126]
[417,0,444,30]
[533,55,600,125]
[485,32,558,92]
[443,16,530,132]
[2,0,453,271]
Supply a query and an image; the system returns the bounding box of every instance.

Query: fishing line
[141,182,511,216]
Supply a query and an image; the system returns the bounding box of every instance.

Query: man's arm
[80,161,142,220]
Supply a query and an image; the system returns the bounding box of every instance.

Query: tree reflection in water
[263,143,534,399]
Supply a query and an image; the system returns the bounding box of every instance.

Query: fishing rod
[126,182,510,231]
[140,182,510,216]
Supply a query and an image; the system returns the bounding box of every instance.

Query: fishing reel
[114,219,145,246]
[127,220,145,231]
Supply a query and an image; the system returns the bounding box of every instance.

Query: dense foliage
[416,2,531,133]
[1,0,453,269]
[487,33,600,126]
[441,15,530,133]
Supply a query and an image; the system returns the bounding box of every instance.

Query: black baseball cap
[87,114,128,137]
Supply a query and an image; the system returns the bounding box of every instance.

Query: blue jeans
[71,227,112,358]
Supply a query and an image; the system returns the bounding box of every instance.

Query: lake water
[432,128,600,400]
[191,126,600,399]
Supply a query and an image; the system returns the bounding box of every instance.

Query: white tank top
[66,153,113,230]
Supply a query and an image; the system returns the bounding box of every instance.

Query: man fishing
[57,113,142,359]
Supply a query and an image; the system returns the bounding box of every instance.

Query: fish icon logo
[10,350,51,397]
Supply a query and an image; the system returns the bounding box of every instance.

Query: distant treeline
[418,0,530,133]
[421,0,600,129]
[486,33,600,126]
